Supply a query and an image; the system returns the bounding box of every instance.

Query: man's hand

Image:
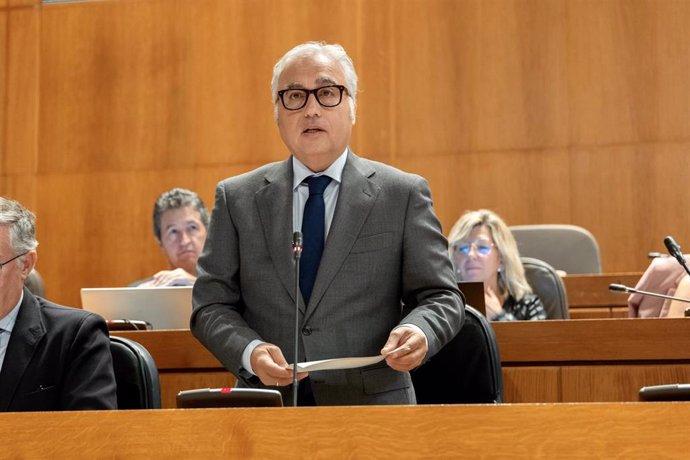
[380,326,427,371]
[250,343,308,386]
[139,268,195,287]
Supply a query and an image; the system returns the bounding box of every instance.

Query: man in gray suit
[191,41,464,405]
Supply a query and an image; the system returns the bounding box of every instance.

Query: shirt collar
[0,290,23,333]
[292,149,348,191]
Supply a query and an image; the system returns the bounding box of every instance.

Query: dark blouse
[492,293,547,321]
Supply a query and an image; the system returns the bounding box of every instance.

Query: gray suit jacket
[191,151,464,405]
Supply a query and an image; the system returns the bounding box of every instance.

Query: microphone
[663,236,690,278]
[291,231,302,407]
[608,283,690,304]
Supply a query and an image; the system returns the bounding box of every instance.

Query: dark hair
[153,188,209,240]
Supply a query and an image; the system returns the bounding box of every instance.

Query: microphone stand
[609,284,690,304]
[292,232,303,407]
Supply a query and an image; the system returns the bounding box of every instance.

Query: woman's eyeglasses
[454,241,495,256]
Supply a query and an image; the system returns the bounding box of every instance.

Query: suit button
[301,326,312,336]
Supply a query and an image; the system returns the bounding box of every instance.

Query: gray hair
[0,196,39,259]
[153,188,209,240]
[448,209,532,300]
[271,41,358,121]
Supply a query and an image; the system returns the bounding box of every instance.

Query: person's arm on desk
[667,274,690,317]
[138,268,196,287]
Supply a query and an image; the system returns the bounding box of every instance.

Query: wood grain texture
[113,318,690,404]
[2,6,38,176]
[2,0,690,306]
[112,330,221,369]
[562,364,690,402]
[493,317,690,363]
[2,403,690,458]
[568,0,690,145]
[392,0,569,155]
[502,366,561,403]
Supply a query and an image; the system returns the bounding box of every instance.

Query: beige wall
[2,0,690,307]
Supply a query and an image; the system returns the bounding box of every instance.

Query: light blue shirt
[0,291,23,372]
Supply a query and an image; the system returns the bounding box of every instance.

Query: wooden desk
[114,318,690,406]
[3,403,690,458]
[493,317,690,402]
[563,272,641,318]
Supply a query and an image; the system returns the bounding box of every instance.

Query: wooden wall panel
[1,5,38,177]
[1,2,38,213]
[568,0,690,145]
[392,0,568,156]
[353,0,393,163]
[39,0,277,172]
[502,366,561,403]
[570,143,690,272]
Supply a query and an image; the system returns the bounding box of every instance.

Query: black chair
[24,269,45,297]
[522,256,569,319]
[412,306,503,404]
[110,336,161,409]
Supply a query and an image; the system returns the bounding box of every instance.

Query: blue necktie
[300,175,332,305]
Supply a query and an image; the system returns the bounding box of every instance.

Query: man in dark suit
[0,197,117,412]
[191,42,464,405]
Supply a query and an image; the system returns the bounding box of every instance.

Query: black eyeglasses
[0,251,28,271]
[277,85,348,111]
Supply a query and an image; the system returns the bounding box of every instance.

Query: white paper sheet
[288,355,385,372]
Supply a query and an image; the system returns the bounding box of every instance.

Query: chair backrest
[24,269,45,297]
[411,306,503,404]
[521,257,570,319]
[510,224,602,274]
[109,336,161,409]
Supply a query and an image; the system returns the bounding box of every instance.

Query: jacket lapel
[255,159,302,311]
[0,289,46,411]
[305,152,380,319]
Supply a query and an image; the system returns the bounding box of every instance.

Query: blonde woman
[448,209,546,321]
